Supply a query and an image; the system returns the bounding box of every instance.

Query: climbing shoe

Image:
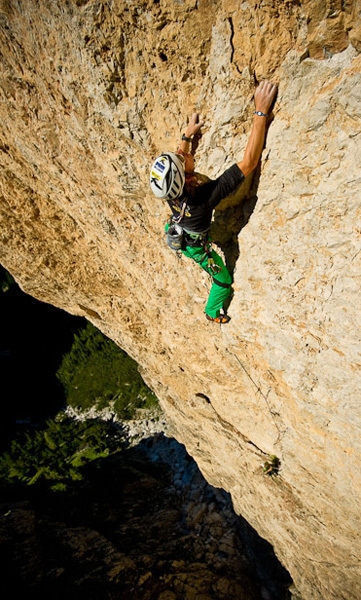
[206,313,231,324]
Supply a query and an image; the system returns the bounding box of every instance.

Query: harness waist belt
[183,228,209,236]
[183,229,209,246]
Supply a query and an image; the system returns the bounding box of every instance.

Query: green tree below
[0,417,124,491]
[56,322,158,419]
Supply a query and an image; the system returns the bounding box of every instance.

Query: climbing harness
[167,215,223,277]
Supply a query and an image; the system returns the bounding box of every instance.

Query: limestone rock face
[0,2,360,599]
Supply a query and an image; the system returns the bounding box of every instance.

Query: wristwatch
[182,134,193,142]
[254,111,268,117]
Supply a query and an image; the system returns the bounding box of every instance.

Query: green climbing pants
[181,244,232,318]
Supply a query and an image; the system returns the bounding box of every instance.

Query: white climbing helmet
[149,152,185,200]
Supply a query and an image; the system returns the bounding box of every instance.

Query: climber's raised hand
[254,80,277,116]
[185,112,204,138]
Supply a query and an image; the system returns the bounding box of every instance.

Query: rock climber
[149,80,277,324]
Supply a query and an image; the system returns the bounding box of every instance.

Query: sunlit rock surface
[1,1,360,598]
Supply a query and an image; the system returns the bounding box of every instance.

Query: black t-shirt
[167,163,245,233]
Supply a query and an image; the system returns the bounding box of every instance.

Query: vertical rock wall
[1,1,360,598]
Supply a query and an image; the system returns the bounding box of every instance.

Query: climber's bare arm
[237,80,277,177]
